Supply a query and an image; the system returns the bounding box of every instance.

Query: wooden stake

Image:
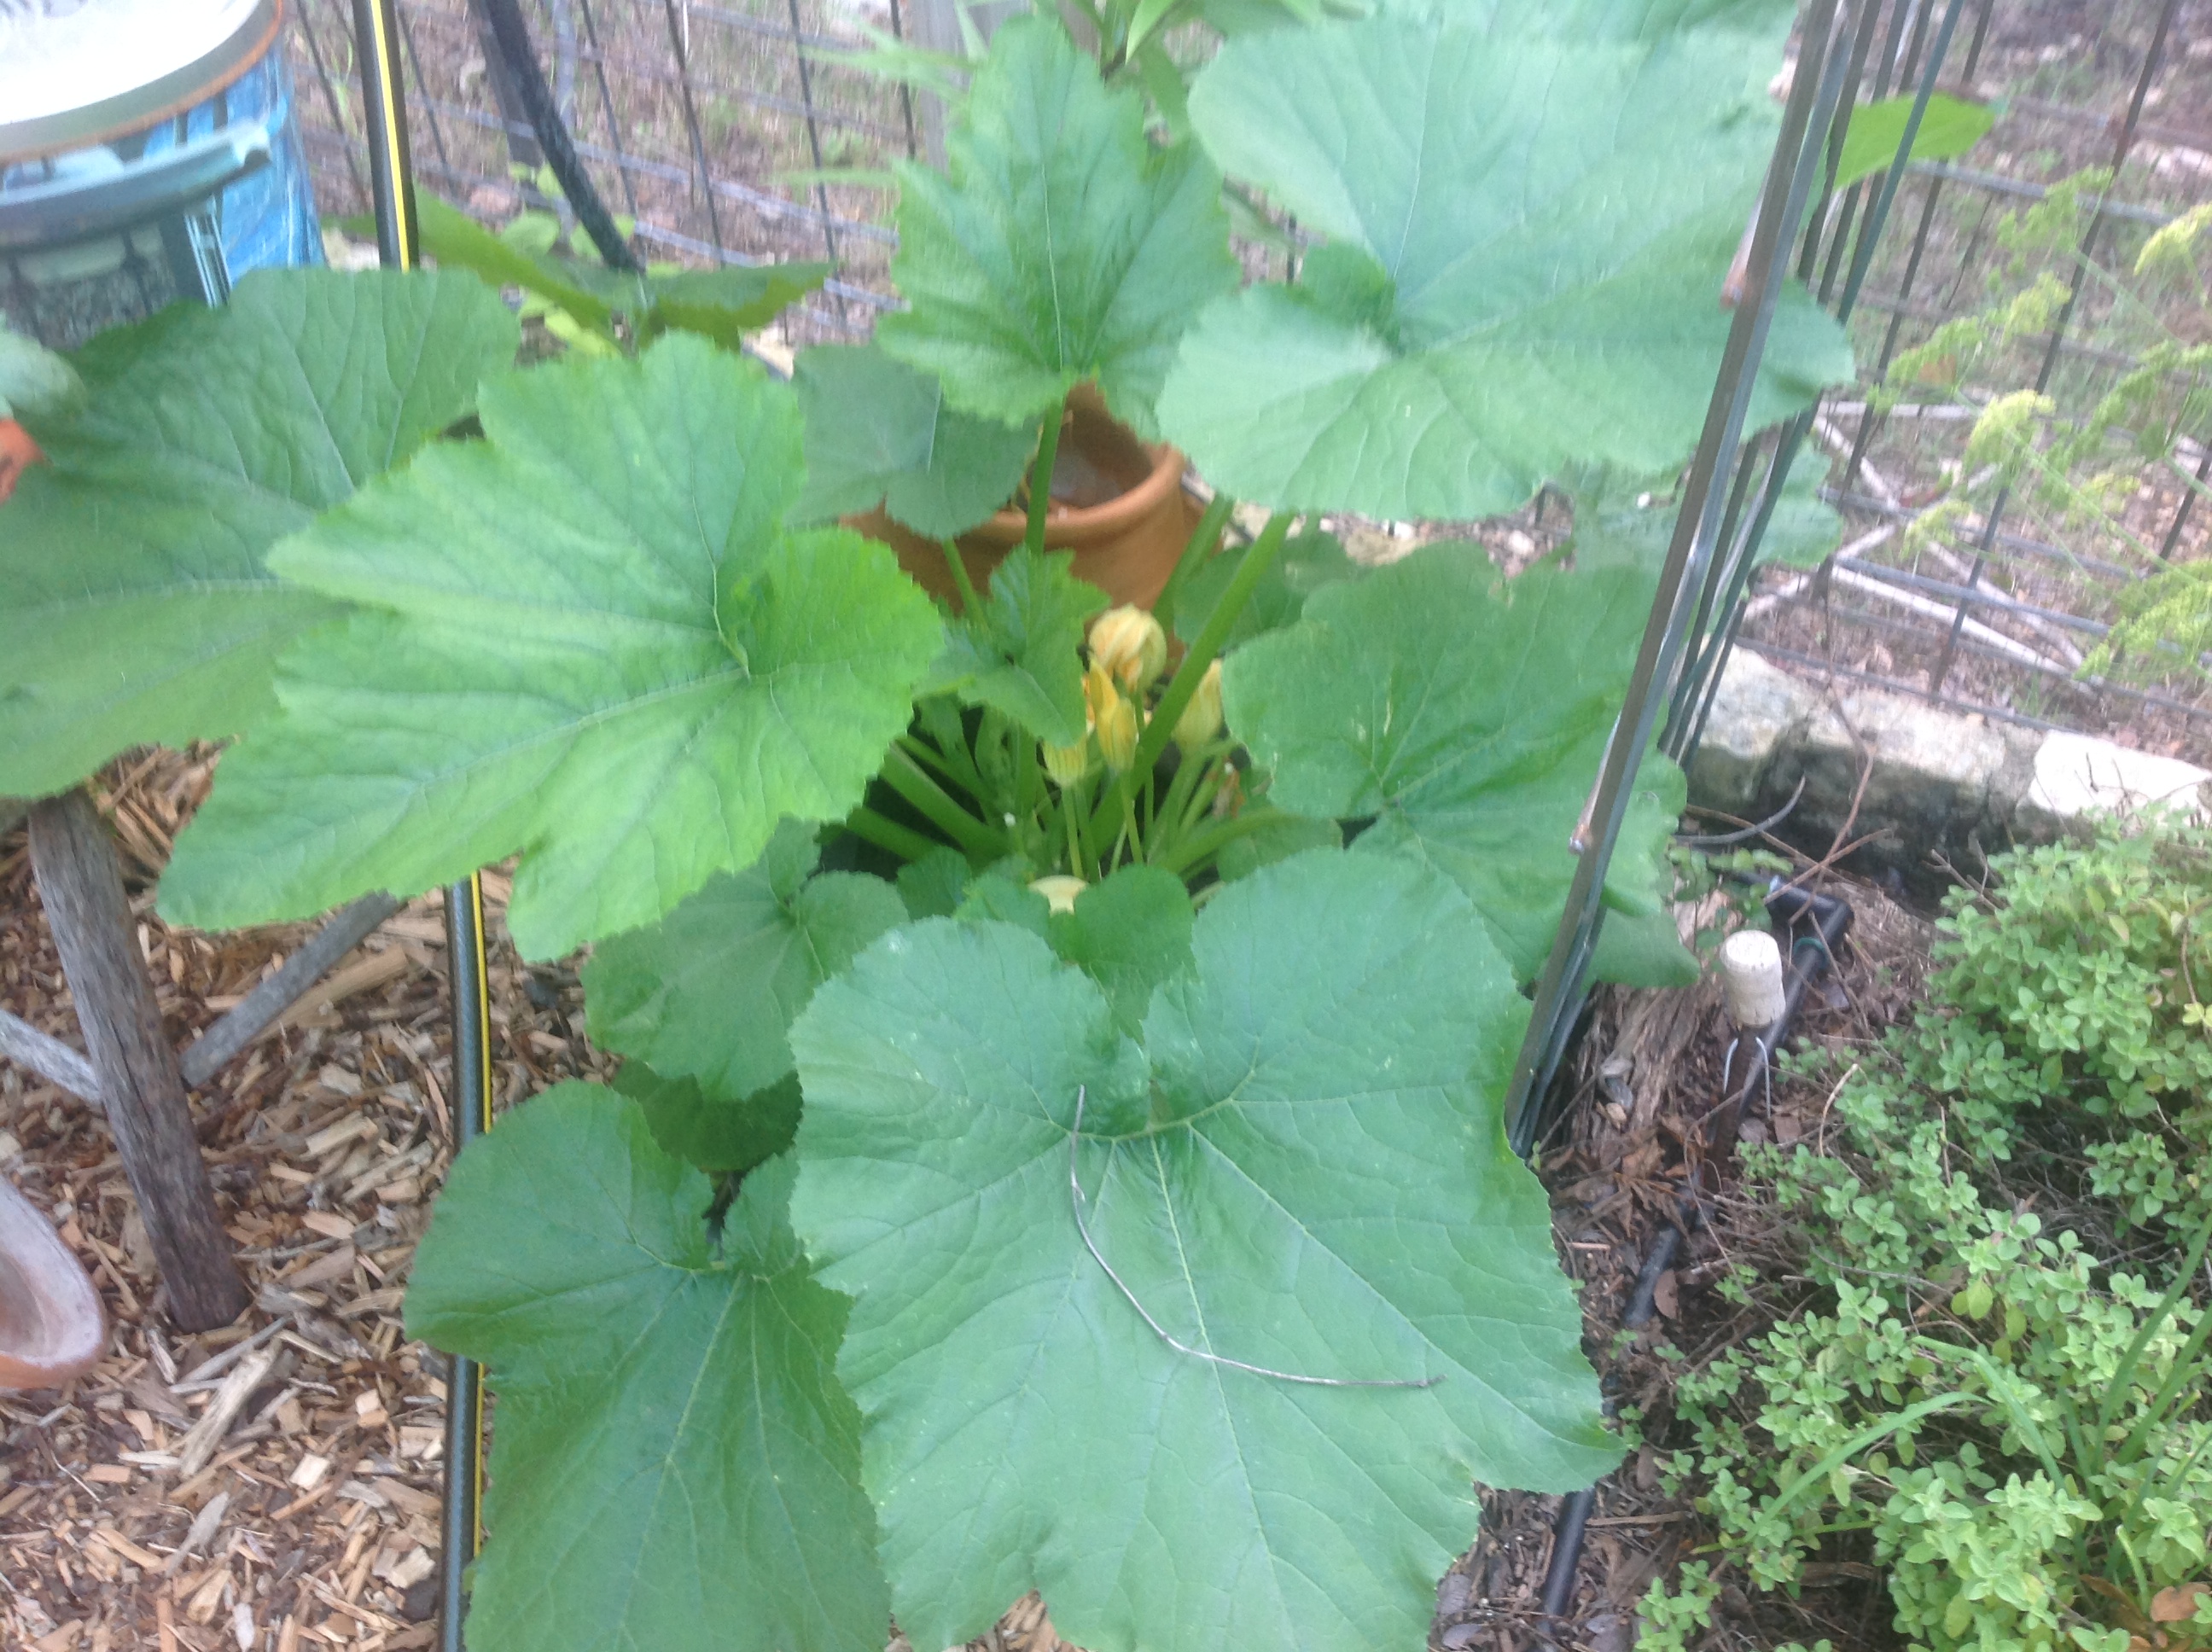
[28,788,248,1331]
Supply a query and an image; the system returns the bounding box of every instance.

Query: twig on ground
[1814,1062,1862,1156]
[0,1007,100,1105]
[180,892,403,1085]
[174,1347,280,1477]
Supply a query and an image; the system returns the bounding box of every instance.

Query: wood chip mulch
[0,756,1208,1652]
[2,749,612,1652]
[6,751,1941,1652]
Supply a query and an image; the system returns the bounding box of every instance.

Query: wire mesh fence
[283,0,913,337]
[1700,0,2212,762]
[280,0,2212,760]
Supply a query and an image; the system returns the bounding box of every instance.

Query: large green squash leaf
[405,1084,888,1652]
[792,342,1038,538]
[950,862,1198,1036]
[925,544,1106,745]
[1171,526,1361,651]
[0,268,518,798]
[1044,863,1193,1037]
[160,334,941,959]
[584,818,907,1102]
[1568,455,1841,574]
[876,14,1240,437]
[1222,553,1692,986]
[789,849,1616,1652]
[1157,12,1855,520]
[1376,0,1796,31]
[613,1062,801,1175]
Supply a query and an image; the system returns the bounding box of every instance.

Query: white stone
[2019,730,2212,835]
[1685,650,1813,815]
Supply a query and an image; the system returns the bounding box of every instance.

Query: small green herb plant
[0,3,1855,1649]
[1644,816,2212,1652]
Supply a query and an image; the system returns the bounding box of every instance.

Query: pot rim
[0,1175,106,1390]
[971,432,1188,551]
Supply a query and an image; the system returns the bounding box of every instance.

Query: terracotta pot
[0,1175,106,1392]
[0,418,43,506]
[853,387,1211,611]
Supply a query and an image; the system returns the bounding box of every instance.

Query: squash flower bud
[1086,665,1140,773]
[1029,875,1086,915]
[1041,734,1092,788]
[1090,605,1167,695]
[1172,659,1224,749]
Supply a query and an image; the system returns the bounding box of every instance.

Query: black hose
[1538,1222,1685,1620]
[469,0,641,272]
[436,874,494,1652]
[1534,883,1853,1637]
[346,9,498,1643]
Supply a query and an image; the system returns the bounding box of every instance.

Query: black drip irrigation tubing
[468,0,641,272]
[436,874,493,1649]
[348,4,506,1647]
[1534,883,1853,1643]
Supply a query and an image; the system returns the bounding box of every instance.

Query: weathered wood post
[27,788,248,1332]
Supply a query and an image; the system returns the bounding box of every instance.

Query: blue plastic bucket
[0,0,323,349]
[144,53,325,280]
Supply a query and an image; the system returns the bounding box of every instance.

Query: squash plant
[0,2,1854,1649]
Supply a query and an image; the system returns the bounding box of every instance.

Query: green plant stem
[1115,785,1144,865]
[845,804,941,864]
[1091,509,1293,846]
[939,537,982,614]
[1155,806,1289,878]
[1150,492,1234,638]
[1762,1393,1973,1526]
[942,724,995,806]
[916,697,992,803]
[1180,756,1231,835]
[881,747,1003,859]
[1062,777,1091,881]
[1014,731,1039,846]
[899,732,971,794]
[974,707,1011,816]
[1024,397,1065,561]
[1150,740,1229,861]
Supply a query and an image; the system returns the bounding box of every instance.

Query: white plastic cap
[1720,928,1786,1030]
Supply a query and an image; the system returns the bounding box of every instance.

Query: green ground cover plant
[1644,815,2212,1652]
[0,2,1859,1647]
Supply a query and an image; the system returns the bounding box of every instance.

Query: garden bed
[1433,866,1936,1652]
[14,770,2212,1652]
[0,758,1117,1652]
[0,753,564,1650]
[2,753,1944,1652]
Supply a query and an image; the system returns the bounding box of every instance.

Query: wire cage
[103,1,2211,1641]
[282,0,912,336]
[280,0,2212,763]
[1669,0,2212,762]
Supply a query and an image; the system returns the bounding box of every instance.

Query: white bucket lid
[0,0,282,165]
